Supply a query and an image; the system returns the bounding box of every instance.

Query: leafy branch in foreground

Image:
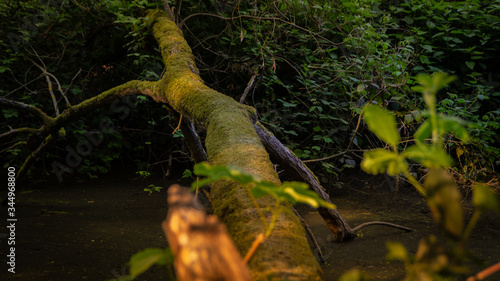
[192,162,335,240]
[192,162,335,209]
[359,72,499,281]
[106,248,174,281]
[361,72,469,196]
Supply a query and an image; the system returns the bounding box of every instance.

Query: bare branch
[44,74,60,116]
[0,97,52,124]
[351,221,415,233]
[0,127,40,139]
[25,55,61,115]
[239,74,258,104]
[17,134,55,183]
[6,74,45,97]
[0,140,27,154]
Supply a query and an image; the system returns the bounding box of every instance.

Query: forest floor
[1,168,499,281]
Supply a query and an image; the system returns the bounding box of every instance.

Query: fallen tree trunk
[146,10,323,279]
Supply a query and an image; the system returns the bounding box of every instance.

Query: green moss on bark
[147,10,323,280]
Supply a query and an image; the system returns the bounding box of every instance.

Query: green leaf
[339,269,371,281]
[386,241,409,261]
[192,162,335,209]
[363,105,400,147]
[424,169,463,240]
[250,181,278,198]
[129,248,172,277]
[415,115,469,144]
[438,115,469,142]
[412,72,456,97]
[465,61,475,70]
[361,149,408,176]
[281,181,335,209]
[192,162,257,189]
[278,98,297,107]
[421,45,433,52]
[414,120,432,144]
[402,144,453,168]
[473,184,499,212]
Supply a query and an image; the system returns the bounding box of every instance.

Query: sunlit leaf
[473,184,499,212]
[339,268,371,281]
[192,162,257,189]
[386,241,409,261]
[250,181,278,198]
[413,72,456,96]
[193,162,335,209]
[129,248,172,277]
[414,120,432,144]
[361,149,407,176]
[424,169,463,240]
[363,105,400,147]
[402,144,453,168]
[281,181,335,209]
[415,115,469,144]
[438,115,469,142]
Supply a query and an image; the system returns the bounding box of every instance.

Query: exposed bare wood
[163,184,252,281]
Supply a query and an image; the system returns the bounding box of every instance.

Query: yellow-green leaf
[363,105,400,147]
[473,184,499,212]
[386,241,409,262]
[129,248,171,277]
[361,149,407,176]
[402,144,453,168]
[339,269,371,281]
[424,169,463,240]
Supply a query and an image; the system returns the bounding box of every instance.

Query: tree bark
[146,10,323,280]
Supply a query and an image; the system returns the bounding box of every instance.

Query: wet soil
[1,172,499,281]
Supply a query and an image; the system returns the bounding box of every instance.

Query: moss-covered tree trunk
[146,10,323,280]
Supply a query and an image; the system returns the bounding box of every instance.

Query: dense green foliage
[181,0,499,184]
[1,0,498,185]
[1,0,188,181]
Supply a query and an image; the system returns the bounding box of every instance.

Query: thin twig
[302,149,366,163]
[178,13,343,46]
[239,74,258,104]
[172,114,182,135]
[466,262,500,281]
[0,127,39,139]
[0,141,27,154]
[293,207,325,262]
[351,221,415,233]
[243,233,265,264]
[25,55,61,115]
